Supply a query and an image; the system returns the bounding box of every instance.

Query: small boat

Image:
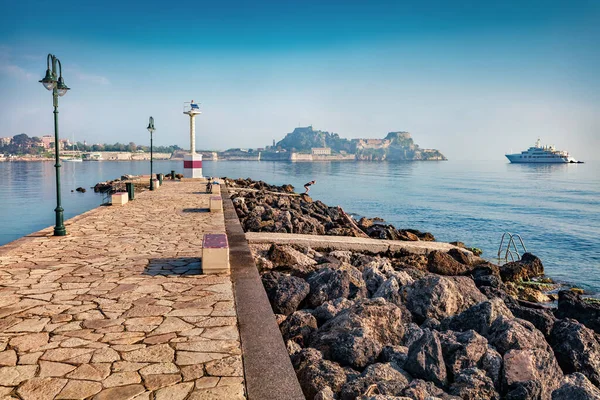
[506,139,582,164]
[61,136,83,162]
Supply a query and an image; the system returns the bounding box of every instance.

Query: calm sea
[1,160,599,294]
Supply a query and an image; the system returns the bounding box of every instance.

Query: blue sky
[1,0,598,160]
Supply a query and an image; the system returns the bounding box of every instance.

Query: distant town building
[311,147,331,155]
[0,137,11,146]
[40,135,54,149]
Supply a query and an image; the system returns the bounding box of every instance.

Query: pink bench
[202,233,229,274]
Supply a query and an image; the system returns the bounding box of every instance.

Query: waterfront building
[311,147,331,155]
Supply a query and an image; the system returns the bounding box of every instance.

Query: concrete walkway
[0,181,245,400]
[246,232,470,255]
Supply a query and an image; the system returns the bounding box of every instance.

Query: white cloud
[0,63,35,80]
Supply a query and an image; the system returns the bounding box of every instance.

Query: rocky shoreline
[226,178,600,400]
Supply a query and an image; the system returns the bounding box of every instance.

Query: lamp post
[40,54,70,236]
[147,117,155,190]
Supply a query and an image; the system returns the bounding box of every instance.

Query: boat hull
[505,154,571,163]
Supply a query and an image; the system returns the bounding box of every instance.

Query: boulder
[555,290,600,334]
[503,348,563,399]
[402,323,424,348]
[486,316,548,355]
[281,310,318,346]
[404,275,487,323]
[268,244,317,268]
[507,303,556,338]
[293,348,353,399]
[310,298,407,369]
[373,277,403,308]
[439,330,502,388]
[401,379,461,400]
[313,297,354,324]
[404,328,447,387]
[499,253,544,282]
[506,380,543,400]
[339,362,411,400]
[363,266,387,296]
[427,250,473,276]
[443,298,514,336]
[551,373,600,400]
[306,263,367,308]
[329,250,353,264]
[262,271,310,316]
[449,368,500,400]
[448,248,472,266]
[379,346,409,368]
[549,319,600,387]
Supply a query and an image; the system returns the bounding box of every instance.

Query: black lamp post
[147,117,155,190]
[40,54,70,236]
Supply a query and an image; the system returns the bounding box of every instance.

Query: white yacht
[505,139,581,163]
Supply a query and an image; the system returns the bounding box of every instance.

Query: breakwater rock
[252,244,600,400]
[225,178,434,240]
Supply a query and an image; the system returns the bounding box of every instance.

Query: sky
[0,0,599,160]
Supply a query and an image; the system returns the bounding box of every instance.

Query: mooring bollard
[171,170,175,180]
[125,182,135,201]
[158,173,163,185]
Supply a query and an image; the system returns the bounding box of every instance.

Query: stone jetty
[226,178,600,400]
[0,181,244,399]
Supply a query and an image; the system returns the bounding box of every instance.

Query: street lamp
[147,117,156,190]
[40,54,70,236]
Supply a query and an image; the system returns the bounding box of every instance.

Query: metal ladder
[497,232,527,263]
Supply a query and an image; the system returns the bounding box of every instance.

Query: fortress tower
[183,100,203,178]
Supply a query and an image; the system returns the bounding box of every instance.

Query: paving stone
[16,377,67,400]
[91,348,120,363]
[5,318,50,333]
[150,317,194,335]
[188,384,245,400]
[121,344,174,363]
[176,351,228,366]
[143,373,182,390]
[143,333,176,344]
[154,382,194,400]
[8,333,49,353]
[41,348,95,362]
[0,350,17,366]
[138,362,179,376]
[66,363,111,381]
[103,371,141,387]
[38,361,77,377]
[112,362,149,372]
[92,384,146,400]
[205,355,243,377]
[181,364,205,381]
[56,380,102,399]
[0,365,37,386]
[201,326,239,340]
[18,351,43,365]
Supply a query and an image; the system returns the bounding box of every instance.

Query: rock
[404,328,447,387]
[507,303,556,337]
[506,380,543,400]
[427,250,473,276]
[449,368,500,400]
[448,248,472,266]
[339,362,411,400]
[287,340,303,356]
[549,319,600,387]
[313,297,354,324]
[517,287,551,303]
[268,244,317,268]
[555,290,600,334]
[329,251,353,264]
[314,387,336,400]
[310,298,407,369]
[401,379,460,400]
[486,316,548,355]
[379,346,409,368]
[552,373,600,400]
[404,275,487,323]
[439,330,502,387]
[443,298,514,336]
[401,323,424,348]
[363,266,387,297]
[293,348,353,399]
[281,310,318,347]
[373,277,403,307]
[503,348,563,399]
[262,271,309,316]
[499,253,544,282]
[306,263,367,308]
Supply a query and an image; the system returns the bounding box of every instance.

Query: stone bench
[202,233,229,274]
[210,183,221,195]
[111,192,128,206]
[210,196,223,212]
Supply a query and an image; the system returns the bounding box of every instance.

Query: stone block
[153,179,160,189]
[111,192,128,206]
[210,196,223,213]
[202,234,229,274]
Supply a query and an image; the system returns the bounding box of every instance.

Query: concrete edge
[222,185,305,400]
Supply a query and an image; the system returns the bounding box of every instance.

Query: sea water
[1,160,598,293]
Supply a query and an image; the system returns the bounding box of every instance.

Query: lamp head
[40,69,56,91]
[56,76,70,97]
[147,116,155,133]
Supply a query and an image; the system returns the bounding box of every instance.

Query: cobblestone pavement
[0,181,245,400]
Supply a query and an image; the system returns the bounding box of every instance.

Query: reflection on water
[1,159,599,294]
